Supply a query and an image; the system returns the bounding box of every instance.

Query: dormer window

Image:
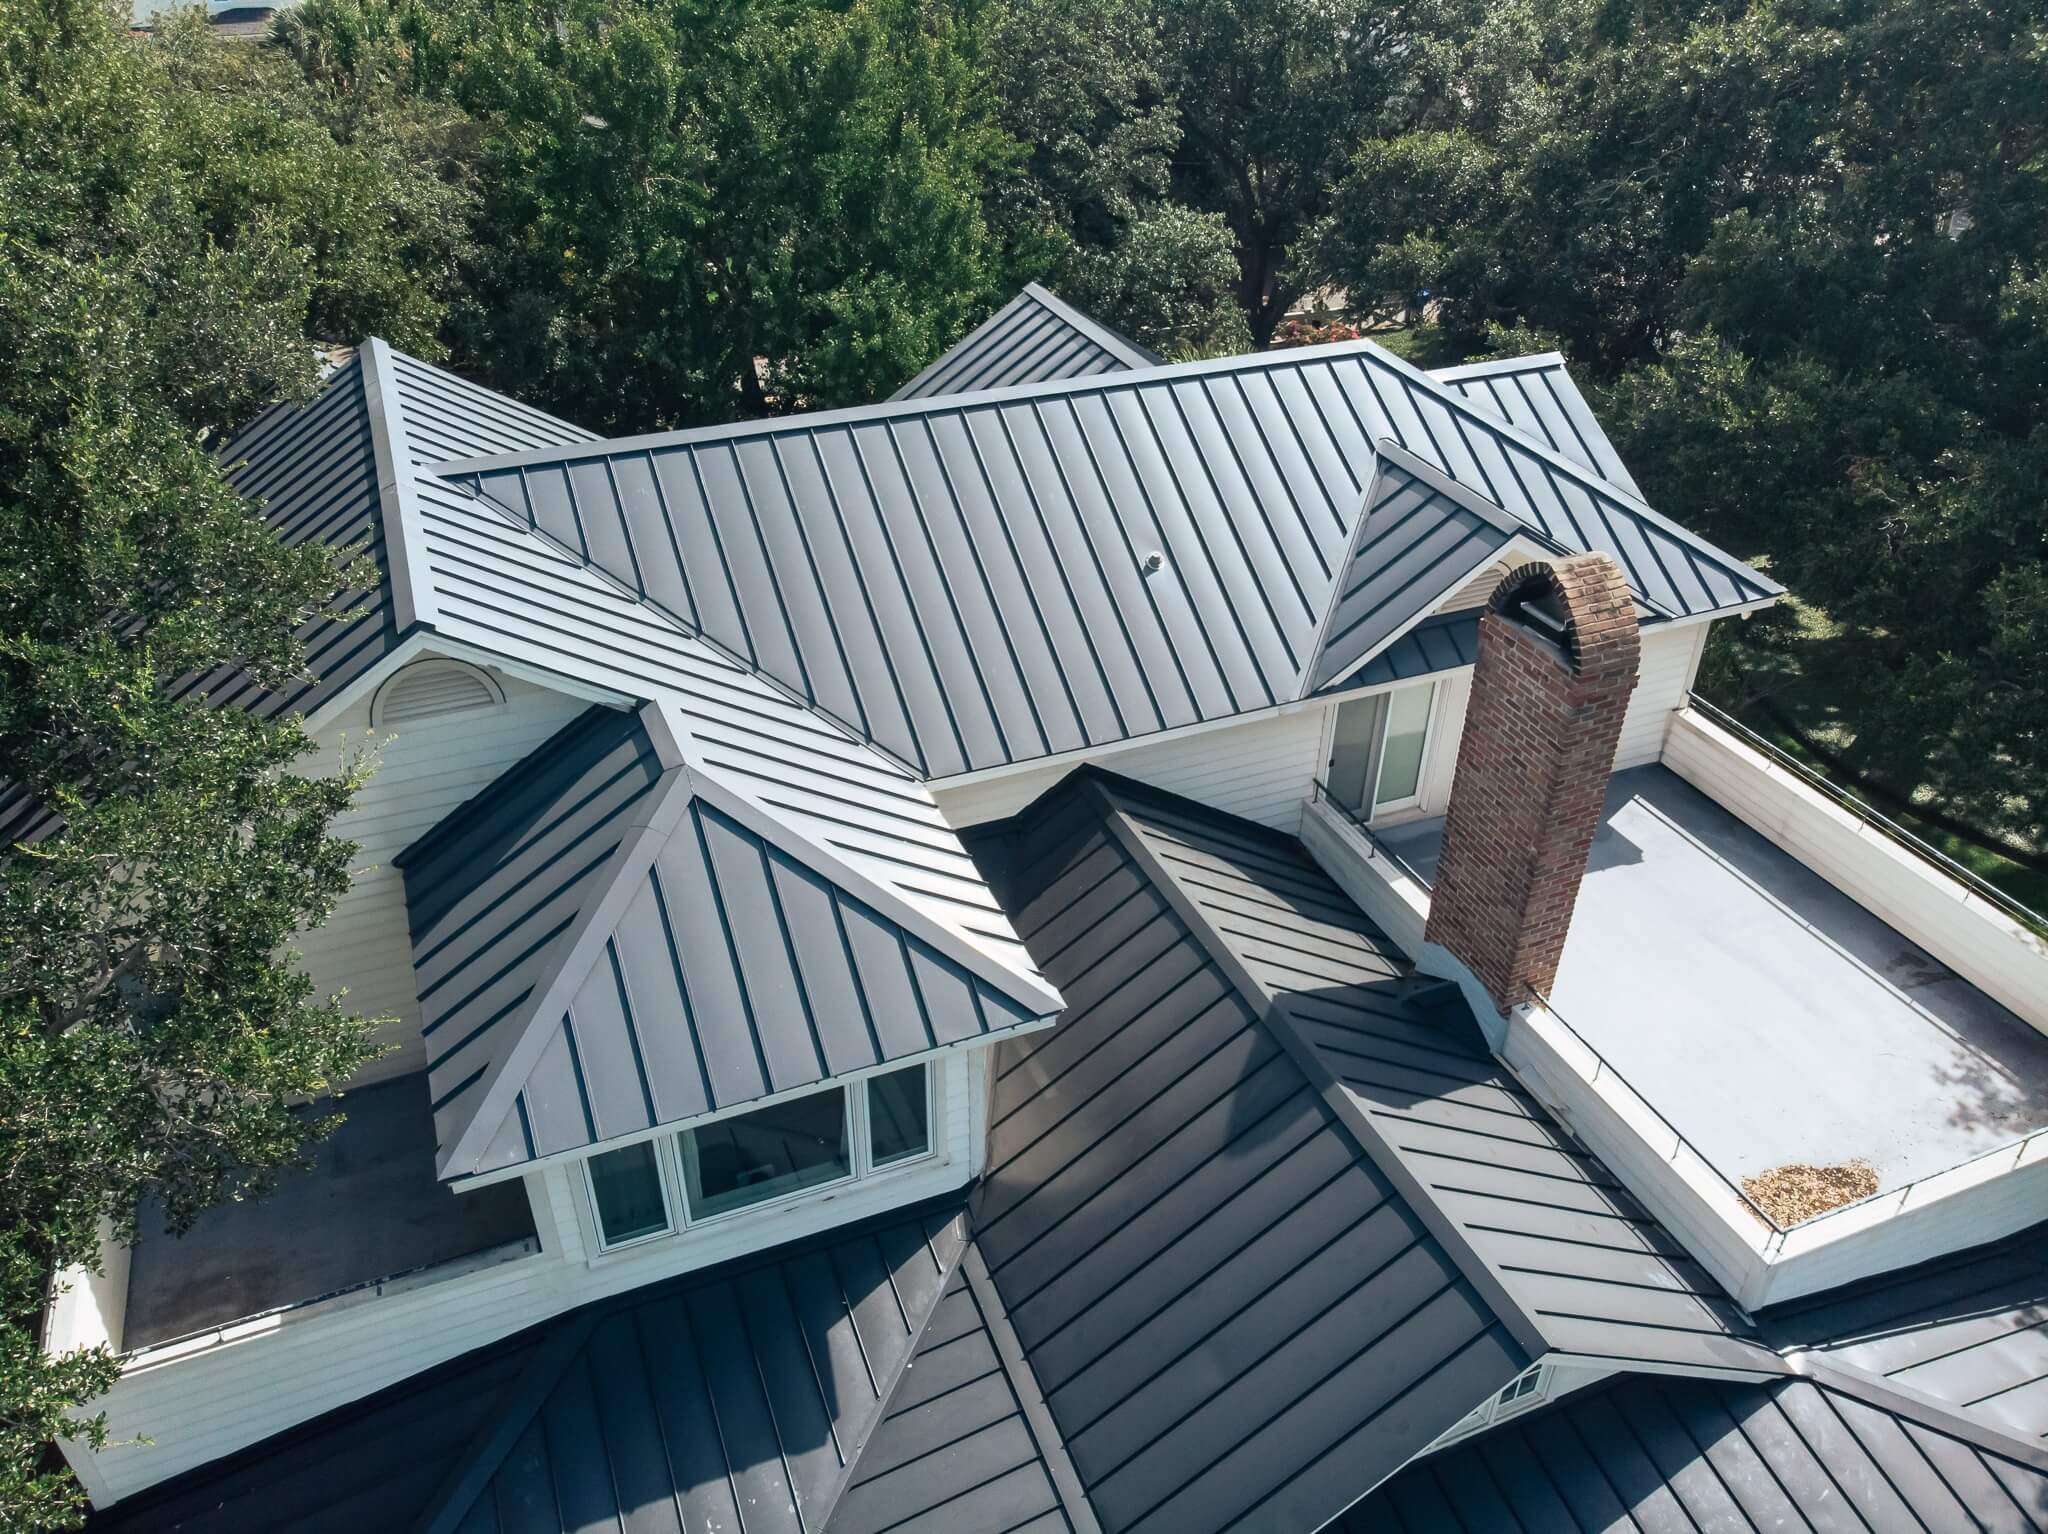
[579,1062,937,1254]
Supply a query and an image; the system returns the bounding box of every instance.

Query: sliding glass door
[1324,680,1438,822]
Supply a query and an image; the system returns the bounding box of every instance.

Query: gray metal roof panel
[86,1202,977,1534]
[1434,351,1646,498]
[1097,774,1784,1380]
[440,338,1775,779]
[892,283,1161,401]
[1339,1370,2048,1532]
[1339,609,1481,691]
[384,350,599,469]
[962,773,1530,1534]
[410,475,1051,995]
[1767,1223,2048,1445]
[1304,450,1521,693]
[404,704,1050,1179]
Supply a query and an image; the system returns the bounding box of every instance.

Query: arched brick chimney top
[1424,553,1641,1014]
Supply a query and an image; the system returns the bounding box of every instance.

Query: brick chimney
[1423,554,1640,1014]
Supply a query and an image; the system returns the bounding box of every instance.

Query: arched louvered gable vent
[371,658,504,727]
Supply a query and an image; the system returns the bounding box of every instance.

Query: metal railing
[1525,986,1791,1235]
[1688,694,2048,936]
[1310,778,1436,890]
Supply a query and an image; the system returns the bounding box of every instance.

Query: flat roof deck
[123,1073,536,1352]
[1378,766,2048,1195]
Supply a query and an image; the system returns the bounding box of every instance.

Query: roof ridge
[1784,1348,2048,1474]
[356,337,439,635]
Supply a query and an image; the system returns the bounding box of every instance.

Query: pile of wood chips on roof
[1742,1160,1880,1227]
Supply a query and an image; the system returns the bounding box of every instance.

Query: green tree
[361,0,1016,429]
[1160,0,1465,345]
[982,0,1244,351]
[0,2,431,1523]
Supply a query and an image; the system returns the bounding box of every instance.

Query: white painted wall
[1614,622,1708,770]
[295,669,591,1086]
[71,1048,986,1507]
[1665,708,2048,1034]
[931,705,1331,831]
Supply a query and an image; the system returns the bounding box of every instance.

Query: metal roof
[1434,352,1646,497]
[437,335,1776,781]
[1340,1368,2048,1532]
[407,471,1051,991]
[1103,774,1786,1380]
[891,283,1161,401]
[1766,1221,2048,1445]
[86,1202,994,1534]
[1303,445,1528,694]
[963,772,1531,1534]
[383,349,599,469]
[910,289,1643,497]
[1341,609,1481,691]
[402,705,1053,1181]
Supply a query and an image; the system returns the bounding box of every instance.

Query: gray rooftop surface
[1340,1367,2048,1532]
[122,1073,536,1353]
[1378,764,2048,1192]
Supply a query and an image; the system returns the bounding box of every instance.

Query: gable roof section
[1766,1221,2048,1445]
[1341,608,1481,692]
[1434,351,1645,497]
[892,283,1161,401]
[382,348,599,469]
[962,772,1532,1534]
[1096,773,1786,1381]
[437,336,1777,781]
[1301,443,1535,695]
[403,704,1054,1181]
[1338,1368,2048,1533]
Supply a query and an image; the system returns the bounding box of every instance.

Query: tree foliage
[0,1,439,1524]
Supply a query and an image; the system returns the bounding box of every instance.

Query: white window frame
[864,1061,939,1172]
[1370,680,1440,816]
[574,1061,945,1257]
[581,1137,680,1253]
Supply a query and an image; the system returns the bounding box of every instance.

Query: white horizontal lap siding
[1614,622,1707,770]
[294,675,592,1086]
[79,1050,988,1505]
[932,708,1330,831]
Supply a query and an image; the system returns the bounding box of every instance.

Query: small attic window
[371,658,504,727]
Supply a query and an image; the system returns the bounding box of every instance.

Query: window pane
[682,1089,850,1219]
[867,1065,930,1167]
[589,1141,669,1246]
[1324,695,1385,816]
[1373,683,1435,807]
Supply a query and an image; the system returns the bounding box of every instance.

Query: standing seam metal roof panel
[403,703,1051,1180]
[1100,774,1785,1380]
[1339,1370,2048,1533]
[1303,451,1522,694]
[410,475,1048,989]
[384,350,599,470]
[440,339,1776,781]
[1766,1222,2048,1445]
[83,1203,984,1534]
[963,773,1529,1534]
[1434,352,1647,497]
[892,284,1162,401]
